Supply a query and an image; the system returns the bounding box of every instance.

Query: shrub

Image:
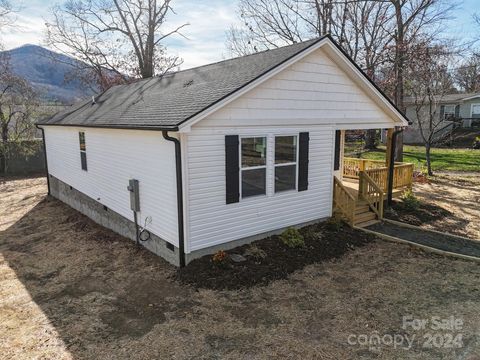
[473,136,480,149]
[401,188,420,210]
[244,244,267,260]
[280,227,305,248]
[325,215,344,231]
[212,250,229,267]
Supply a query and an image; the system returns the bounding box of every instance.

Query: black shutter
[334,130,341,171]
[298,132,309,192]
[455,104,460,119]
[225,135,239,204]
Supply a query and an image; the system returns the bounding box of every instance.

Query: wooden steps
[353,201,380,228]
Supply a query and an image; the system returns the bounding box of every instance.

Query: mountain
[3,44,95,103]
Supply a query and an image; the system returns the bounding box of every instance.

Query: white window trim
[274,134,299,194]
[443,104,455,119]
[470,103,480,117]
[239,135,268,200]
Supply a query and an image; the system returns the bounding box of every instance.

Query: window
[472,104,480,118]
[274,135,297,192]
[443,105,455,119]
[240,137,266,198]
[79,132,87,171]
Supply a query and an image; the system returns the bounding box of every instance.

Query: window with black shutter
[225,132,309,203]
[79,132,87,171]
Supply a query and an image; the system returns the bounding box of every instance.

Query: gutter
[387,127,404,206]
[36,123,179,132]
[35,125,51,195]
[162,131,186,267]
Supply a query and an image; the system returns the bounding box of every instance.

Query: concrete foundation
[49,175,181,266]
[50,175,327,267]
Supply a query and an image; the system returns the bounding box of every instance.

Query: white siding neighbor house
[38,36,409,266]
[403,92,480,144]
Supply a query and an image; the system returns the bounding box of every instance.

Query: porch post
[385,128,394,168]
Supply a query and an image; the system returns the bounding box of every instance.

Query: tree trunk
[393,0,405,162]
[425,143,433,176]
[364,129,377,149]
[0,124,8,174]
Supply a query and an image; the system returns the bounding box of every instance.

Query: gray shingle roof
[404,93,480,105]
[39,38,321,129]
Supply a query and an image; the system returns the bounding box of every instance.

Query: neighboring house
[37,36,408,267]
[404,93,480,144]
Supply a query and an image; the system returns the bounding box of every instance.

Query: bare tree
[454,54,480,92]
[45,0,188,91]
[387,0,457,160]
[406,41,454,175]
[227,0,457,156]
[0,0,16,29]
[0,53,39,173]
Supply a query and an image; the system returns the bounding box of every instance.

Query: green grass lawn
[345,144,480,172]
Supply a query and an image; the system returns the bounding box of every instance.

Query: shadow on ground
[0,196,196,358]
[2,181,480,359]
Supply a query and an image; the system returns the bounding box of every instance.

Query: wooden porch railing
[359,171,384,219]
[344,157,414,193]
[343,158,389,179]
[333,177,356,225]
[392,163,414,190]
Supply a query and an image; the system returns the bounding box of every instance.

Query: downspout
[36,125,51,195]
[162,131,186,267]
[387,127,404,206]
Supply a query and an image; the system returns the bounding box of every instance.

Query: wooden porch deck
[341,178,404,200]
[333,158,414,227]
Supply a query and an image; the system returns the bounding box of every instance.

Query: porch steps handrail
[359,171,384,219]
[333,176,356,225]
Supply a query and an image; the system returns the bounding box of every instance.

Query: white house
[38,36,409,266]
[403,93,480,144]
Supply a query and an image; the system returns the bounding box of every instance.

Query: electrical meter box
[127,179,140,212]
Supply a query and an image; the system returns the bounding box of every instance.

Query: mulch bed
[385,200,452,227]
[175,221,374,291]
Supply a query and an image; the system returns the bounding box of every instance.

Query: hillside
[3,45,95,103]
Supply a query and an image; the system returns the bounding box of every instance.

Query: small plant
[419,166,429,177]
[473,136,480,149]
[244,244,267,260]
[280,227,305,248]
[212,250,229,267]
[401,188,420,210]
[325,215,344,231]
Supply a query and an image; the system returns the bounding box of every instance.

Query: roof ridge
[107,37,323,90]
[166,37,321,76]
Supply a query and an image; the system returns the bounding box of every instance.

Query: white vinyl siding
[44,126,179,246]
[185,127,334,252]
[195,48,394,130]
[183,46,398,252]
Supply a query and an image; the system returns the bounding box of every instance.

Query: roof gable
[39,36,408,130]
[192,46,406,129]
[39,38,320,129]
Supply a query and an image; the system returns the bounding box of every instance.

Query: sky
[1,0,479,70]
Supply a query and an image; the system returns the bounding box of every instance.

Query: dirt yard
[1,176,480,359]
[409,173,480,239]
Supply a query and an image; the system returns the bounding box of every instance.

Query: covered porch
[333,129,414,227]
